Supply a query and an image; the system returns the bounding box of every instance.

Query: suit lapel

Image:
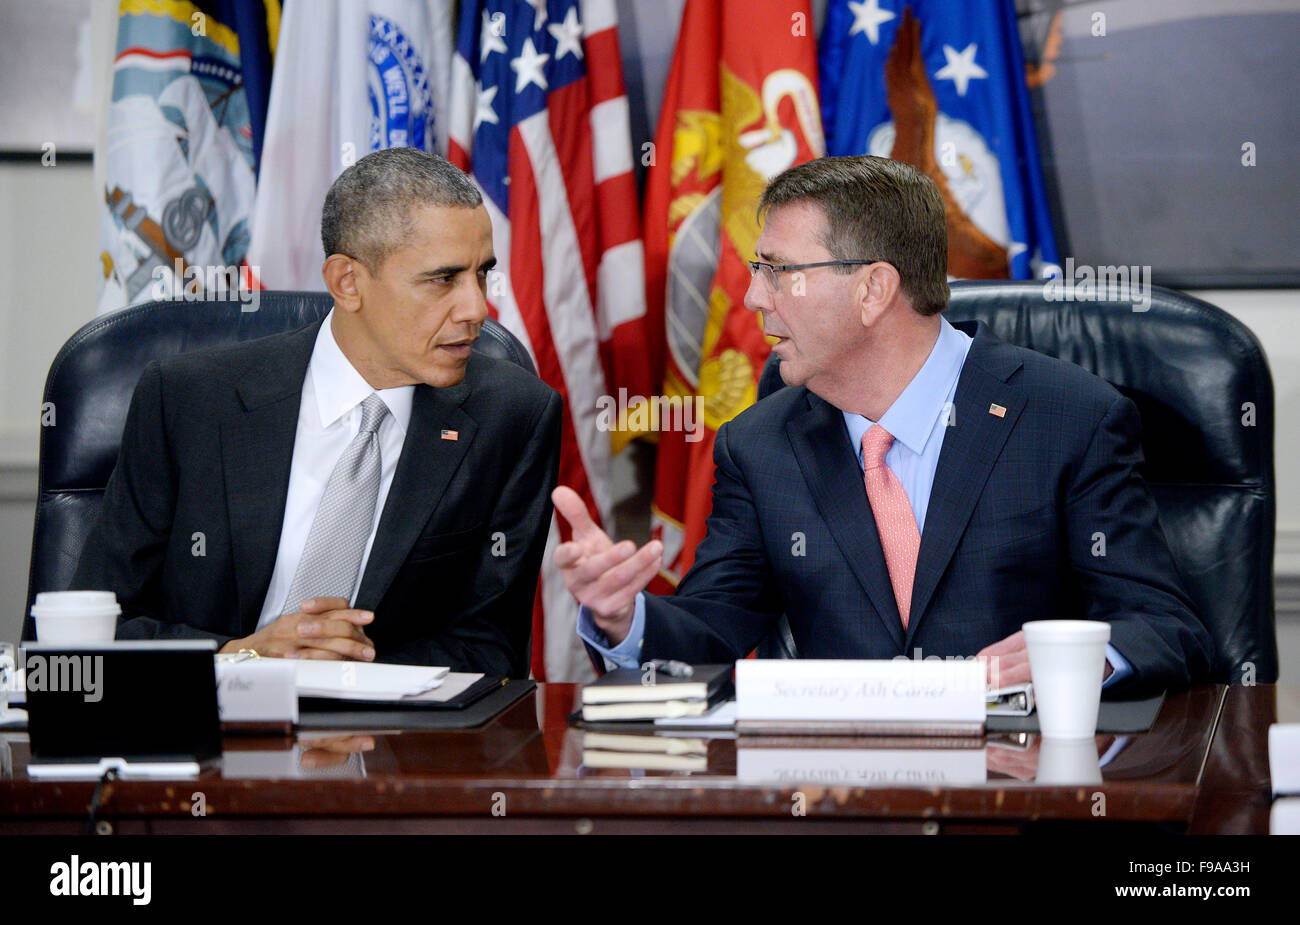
[789,393,906,650]
[906,322,1025,643]
[354,380,476,611]
[221,322,321,636]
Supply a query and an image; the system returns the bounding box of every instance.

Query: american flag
[448,0,650,682]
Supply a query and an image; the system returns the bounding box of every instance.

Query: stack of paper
[295,663,449,701]
[580,664,732,722]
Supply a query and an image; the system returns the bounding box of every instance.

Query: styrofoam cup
[30,591,120,644]
[1023,620,1110,739]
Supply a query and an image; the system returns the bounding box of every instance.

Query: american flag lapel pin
[441,429,459,441]
[988,403,1006,418]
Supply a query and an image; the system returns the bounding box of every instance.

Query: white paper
[295,662,449,700]
[1271,797,1300,835]
[1269,723,1300,795]
[654,700,737,729]
[378,672,485,704]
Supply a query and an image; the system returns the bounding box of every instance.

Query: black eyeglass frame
[747,259,890,291]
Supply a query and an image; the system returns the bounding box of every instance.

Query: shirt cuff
[576,593,646,670]
[1102,643,1133,689]
[1098,735,1131,768]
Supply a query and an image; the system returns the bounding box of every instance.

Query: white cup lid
[1021,619,1110,642]
[30,590,121,617]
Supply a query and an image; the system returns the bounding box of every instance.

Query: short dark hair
[757,155,949,315]
[321,147,483,273]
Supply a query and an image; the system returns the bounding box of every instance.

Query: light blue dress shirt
[578,317,1131,685]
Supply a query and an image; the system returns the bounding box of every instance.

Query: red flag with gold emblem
[646,0,823,590]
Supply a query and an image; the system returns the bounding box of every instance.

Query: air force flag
[819,0,1059,280]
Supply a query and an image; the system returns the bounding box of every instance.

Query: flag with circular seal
[247,0,453,290]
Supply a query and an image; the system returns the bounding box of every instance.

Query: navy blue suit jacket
[642,320,1215,695]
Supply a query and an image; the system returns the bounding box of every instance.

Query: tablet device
[24,639,221,779]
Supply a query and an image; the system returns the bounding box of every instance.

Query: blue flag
[819,0,1058,280]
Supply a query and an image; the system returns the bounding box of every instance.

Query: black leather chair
[23,291,535,639]
[755,281,1277,684]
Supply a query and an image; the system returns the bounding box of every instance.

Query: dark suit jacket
[71,320,562,678]
[640,320,1215,695]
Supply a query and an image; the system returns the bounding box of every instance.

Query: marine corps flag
[646,0,824,591]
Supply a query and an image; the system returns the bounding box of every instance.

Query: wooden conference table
[0,683,1276,834]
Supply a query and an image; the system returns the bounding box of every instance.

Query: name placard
[216,659,297,725]
[735,659,985,734]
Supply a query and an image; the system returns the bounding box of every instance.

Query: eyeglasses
[747,259,889,293]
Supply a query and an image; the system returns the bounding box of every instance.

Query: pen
[645,659,694,679]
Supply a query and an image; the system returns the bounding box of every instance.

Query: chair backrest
[756,281,1277,683]
[25,291,535,631]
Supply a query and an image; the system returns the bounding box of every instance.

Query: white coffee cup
[30,590,121,644]
[1022,619,1110,739]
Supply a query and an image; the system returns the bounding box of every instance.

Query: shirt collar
[309,309,414,434]
[843,315,971,456]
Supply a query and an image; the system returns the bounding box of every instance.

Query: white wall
[0,159,98,646]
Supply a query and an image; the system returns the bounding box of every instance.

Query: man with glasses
[554,154,1213,695]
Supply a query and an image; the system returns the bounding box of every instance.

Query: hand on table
[551,486,662,646]
[219,597,376,660]
[978,631,1032,688]
[976,630,1113,688]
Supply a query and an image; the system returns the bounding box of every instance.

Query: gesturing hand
[551,486,662,646]
[219,597,377,660]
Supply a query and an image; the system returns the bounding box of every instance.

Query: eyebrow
[755,249,789,265]
[416,256,498,279]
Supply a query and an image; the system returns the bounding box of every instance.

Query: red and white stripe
[448,0,645,682]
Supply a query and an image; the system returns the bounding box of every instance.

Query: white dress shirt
[255,311,414,629]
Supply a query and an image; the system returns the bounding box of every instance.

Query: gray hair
[321,147,483,272]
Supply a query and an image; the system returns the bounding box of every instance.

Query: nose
[743,268,770,314]
[455,275,490,327]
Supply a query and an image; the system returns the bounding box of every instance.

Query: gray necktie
[281,393,390,615]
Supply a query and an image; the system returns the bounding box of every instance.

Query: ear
[323,253,366,314]
[855,261,903,328]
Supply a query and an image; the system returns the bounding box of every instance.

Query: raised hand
[551,486,661,645]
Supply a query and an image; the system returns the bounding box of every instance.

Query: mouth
[437,336,477,359]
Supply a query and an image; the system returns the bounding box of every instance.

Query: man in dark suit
[72,148,561,677]
[554,155,1213,695]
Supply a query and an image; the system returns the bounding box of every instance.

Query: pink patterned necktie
[862,424,921,629]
